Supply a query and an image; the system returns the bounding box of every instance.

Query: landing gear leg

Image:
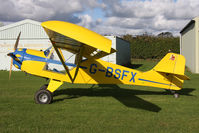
[34,79,63,104]
[40,84,48,90]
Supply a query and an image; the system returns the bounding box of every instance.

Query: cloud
[0,0,101,22]
[77,14,92,29]
[0,0,199,35]
[91,0,199,35]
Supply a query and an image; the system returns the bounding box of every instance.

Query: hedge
[122,34,180,59]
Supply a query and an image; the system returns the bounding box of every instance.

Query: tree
[157,32,173,37]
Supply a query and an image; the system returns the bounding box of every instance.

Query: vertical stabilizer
[153,53,189,80]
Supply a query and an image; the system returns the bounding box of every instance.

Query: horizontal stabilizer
[174,74,190,80]
[157,71,190,80]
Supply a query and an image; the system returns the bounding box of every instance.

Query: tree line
[121,32,180,59]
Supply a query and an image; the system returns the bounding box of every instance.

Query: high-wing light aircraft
[7,21,190,104]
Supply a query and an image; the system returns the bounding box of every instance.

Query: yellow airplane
[7,21,190,104]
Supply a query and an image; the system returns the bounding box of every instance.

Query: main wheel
[34,89,53,104]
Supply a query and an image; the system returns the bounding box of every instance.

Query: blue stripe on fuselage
[23,52,76,67]
[138,78,176,87]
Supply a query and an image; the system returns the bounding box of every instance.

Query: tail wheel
[174,93,179,98]
[34,89,53,104]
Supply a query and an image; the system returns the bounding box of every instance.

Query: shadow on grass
[178,88,195,95]
[53,84,195,113]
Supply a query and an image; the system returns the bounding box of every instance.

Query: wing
[41,21,115,82]
[41,21,114,58]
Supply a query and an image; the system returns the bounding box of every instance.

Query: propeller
[9,32,21,80]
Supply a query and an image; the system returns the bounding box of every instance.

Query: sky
[0,0,199,36]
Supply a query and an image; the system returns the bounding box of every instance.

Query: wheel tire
[40,84,48,90]
[174,93,179,98]
[34,89,53,104]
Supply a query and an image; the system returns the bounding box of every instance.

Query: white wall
[181,23,196,73]
[0,39,51,71]
[103,36,116,64]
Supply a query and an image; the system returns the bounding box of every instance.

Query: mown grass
[0,60,199,133]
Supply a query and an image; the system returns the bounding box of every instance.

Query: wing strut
[50,39,85,83]
[72,46,84,82]
[50,39,73,82]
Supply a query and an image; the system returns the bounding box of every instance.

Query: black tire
[40,84,48,90]
[34,89,53,104]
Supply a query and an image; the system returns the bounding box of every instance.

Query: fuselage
[8,48,182,91]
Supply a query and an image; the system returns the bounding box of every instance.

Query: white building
[103,36,131,65]
[180,17,199,73]
[0,19,131,71]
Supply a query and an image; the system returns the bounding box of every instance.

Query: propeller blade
[9,58,13,80]
[9,31,21,79]
[14,32,21,50]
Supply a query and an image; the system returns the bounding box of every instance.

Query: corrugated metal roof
[0,19,48,40]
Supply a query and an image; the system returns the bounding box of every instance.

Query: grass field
[0,60,199,133]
